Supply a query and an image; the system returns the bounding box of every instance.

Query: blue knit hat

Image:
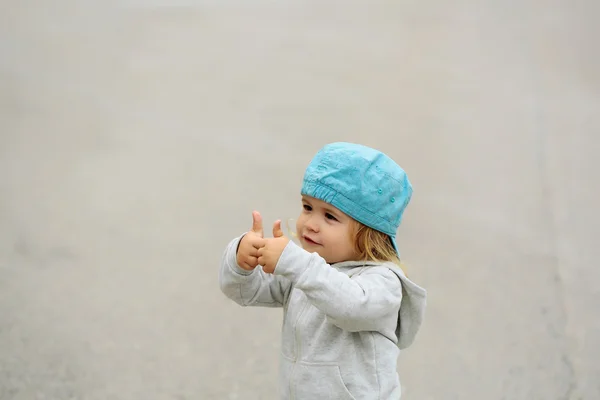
[301,142,413,257]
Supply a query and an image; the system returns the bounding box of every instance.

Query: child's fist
[257,220,290,273]
[236,211,266,270]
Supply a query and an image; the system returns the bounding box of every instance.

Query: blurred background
[1,1,599,399]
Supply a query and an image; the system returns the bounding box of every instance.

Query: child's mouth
[303,236,321,246]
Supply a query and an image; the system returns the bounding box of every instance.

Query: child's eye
[325,213,338,221]
[303,204,312,211]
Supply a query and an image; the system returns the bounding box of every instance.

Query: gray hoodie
[219,235,427,399]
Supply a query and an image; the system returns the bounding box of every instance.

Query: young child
[219,142,427,399]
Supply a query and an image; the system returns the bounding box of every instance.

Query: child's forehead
[301,195,344,213]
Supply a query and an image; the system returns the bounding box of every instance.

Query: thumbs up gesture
[236,211,267,270]
[257,220,290,273]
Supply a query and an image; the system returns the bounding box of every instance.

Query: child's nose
[306,215,321,233]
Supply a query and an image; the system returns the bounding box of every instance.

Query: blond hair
[350,221,408,275]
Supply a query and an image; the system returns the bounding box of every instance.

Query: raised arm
[219,212,293,308]
[272,241,402,332]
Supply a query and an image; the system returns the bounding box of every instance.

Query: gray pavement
[1,1,599,399]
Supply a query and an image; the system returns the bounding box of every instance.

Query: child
[219,142,427,399]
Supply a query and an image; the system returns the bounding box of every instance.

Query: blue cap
[300,142,413,257]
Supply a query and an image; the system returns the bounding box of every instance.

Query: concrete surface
[1,1,599,399]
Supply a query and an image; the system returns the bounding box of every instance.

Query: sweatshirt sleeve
[273,240,402,332]
[219,235,293,308]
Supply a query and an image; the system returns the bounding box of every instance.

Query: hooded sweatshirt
[219,235,427,399]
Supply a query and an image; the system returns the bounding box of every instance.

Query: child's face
[296,196,358,264]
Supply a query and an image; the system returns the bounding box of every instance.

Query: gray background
[1,1,599,399]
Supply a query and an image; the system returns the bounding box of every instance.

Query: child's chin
[301,246,328,260]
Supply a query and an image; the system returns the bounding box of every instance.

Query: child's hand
[258,220,290,273]
[236,211,267,270]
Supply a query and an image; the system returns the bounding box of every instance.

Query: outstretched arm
[219,211,293,308]
[271,241,402,332]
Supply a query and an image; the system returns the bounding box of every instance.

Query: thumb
[251,211,264,237]
[273,220,284,238]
